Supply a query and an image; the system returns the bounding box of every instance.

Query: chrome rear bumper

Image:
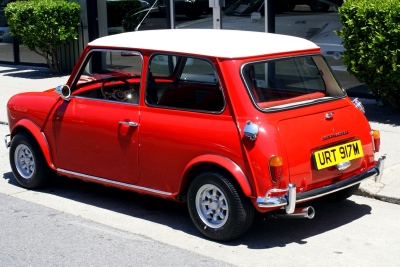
[4,134,10,148]
[256,156,386,214]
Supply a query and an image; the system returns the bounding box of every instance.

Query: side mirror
[55,85,71,100]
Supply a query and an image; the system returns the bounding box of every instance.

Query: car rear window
[242,55,345,110]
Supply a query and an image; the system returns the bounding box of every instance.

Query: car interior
[145,54,224,112]
[72,51,225,112]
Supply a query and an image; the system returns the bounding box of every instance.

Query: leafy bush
[337,0,400,110]
[5,0,81,74]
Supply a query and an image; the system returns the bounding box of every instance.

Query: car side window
[146,54,224,112]
[73,50,142,104]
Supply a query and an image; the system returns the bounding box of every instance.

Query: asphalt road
[0,191,232,266]
[1,120,400,266]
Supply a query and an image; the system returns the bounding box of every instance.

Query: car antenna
[135,0,159,31]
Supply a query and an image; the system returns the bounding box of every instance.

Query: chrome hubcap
[195,184,229,228]
[14,144,35,179]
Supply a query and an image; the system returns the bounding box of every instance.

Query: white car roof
[88,29,320,58]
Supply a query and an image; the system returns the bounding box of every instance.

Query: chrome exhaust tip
[273,206,315,219]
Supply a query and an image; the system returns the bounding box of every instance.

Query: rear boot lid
[278,101,374,190]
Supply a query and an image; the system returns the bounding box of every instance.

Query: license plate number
[314,140,364,170]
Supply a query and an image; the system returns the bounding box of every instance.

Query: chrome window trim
[70,48,143,95]
[240,53,347,113]
[72,95,140,106]
[145,52,226,114]
[57,169,172,196]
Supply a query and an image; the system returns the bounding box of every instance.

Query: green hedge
[5,0,81,74]
[337,0,400,109]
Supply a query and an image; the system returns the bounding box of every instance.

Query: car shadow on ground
[3,171,372,248]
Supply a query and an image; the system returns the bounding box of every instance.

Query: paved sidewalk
[354,98,400,204]
[0,64,399,204]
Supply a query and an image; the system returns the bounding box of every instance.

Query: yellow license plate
[314,140,364,170]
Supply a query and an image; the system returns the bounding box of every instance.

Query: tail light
[372,130,380,152]
[269,156,283,184]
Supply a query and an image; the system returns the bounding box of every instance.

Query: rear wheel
[187,170,254,241]
[9,133,53,189]
[322,184,360,202]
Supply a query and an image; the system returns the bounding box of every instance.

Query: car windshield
[242,55,345,110]
[76,50,142,87]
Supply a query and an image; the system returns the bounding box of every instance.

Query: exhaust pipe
[273,206,315,219]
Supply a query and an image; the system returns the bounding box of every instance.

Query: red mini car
[5,29,385,241]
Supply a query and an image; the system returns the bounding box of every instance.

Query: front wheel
[9,133,54,189]
[187,170,254,241]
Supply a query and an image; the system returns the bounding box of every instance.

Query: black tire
[322,184,360,202]
[187,170,254,241]
[310,0,330,12]
[9,133,54,189]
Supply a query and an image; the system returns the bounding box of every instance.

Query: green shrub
[5,0,81,74]
[337,0,400,110]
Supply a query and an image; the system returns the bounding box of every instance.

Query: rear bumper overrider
[256,156,386,214]
[4,134,10,148]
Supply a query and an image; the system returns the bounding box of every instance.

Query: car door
[54,99,140,184]
[138,54,244,193]
[53,49,142,184]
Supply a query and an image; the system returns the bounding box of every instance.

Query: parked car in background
[286,0,343,12]
[225,0,343,15]
[0,0,13,44]
[159,0,211,19]
[5,29,385,241]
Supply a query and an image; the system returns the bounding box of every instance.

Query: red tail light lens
[269,156,283,184]
[372,130,380,152]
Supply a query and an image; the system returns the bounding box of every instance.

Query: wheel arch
[11,119,55,170]
[179,155,252,198]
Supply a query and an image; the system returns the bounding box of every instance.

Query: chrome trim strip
[73,95,140,106]
[375,155,385,183]
[57,169,172,196]
[257,156,386,211]
[296,166,377,203]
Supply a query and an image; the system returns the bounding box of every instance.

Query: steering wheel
[101,77,138,101]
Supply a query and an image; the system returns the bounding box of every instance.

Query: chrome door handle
[119,121,138,127]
